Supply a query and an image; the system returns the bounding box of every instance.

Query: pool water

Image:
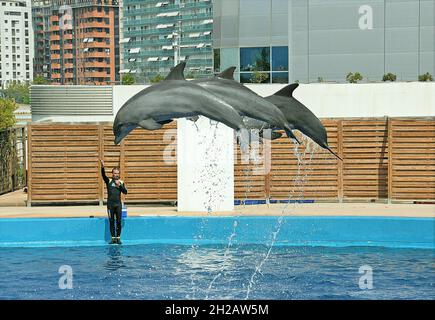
[1,244,433,300]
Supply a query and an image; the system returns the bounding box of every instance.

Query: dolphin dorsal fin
[274,83,299,97]
[165,62,186,80]
[218,66,236,80]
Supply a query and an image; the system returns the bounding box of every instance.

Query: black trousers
[107,204,122,238]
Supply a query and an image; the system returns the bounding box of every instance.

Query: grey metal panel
[30,86,113,116]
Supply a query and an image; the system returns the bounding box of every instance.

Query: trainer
[100,159,128,244]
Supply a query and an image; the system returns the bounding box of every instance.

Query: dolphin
[113,62,245,145]
[192,68,300,144]
[265,84,342,160]
[217,67,342,160]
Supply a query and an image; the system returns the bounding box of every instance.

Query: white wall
[113,85,148,115]
[245,82,435,118]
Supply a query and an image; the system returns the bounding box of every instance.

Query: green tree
[2,81,30,104]
[346,72,363,83]
[251,71,269,83]
[32,75,49,85]
[382,73,397,82]
[185,72,195,79]
[0,98,18,130]
[121,74,136,85]
[255,48,270,71]
[150,74,165,83]
[418,72,433,82]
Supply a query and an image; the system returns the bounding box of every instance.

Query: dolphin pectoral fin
[187,116,199,122]
[259,130,283,140]
[157,119,173,125]
[324,146,343,161]
[138,118,163,130]
[285,128,301,144]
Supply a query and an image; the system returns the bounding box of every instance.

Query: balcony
[87,71,110,78]
[81,61,110,68]
[82,21,110,29]
[81,11,110,19]
[84,41,110,49]
[50,34,60,41]
[64,72,74,79]
[51,73,61,79]
[83,51,111,58]
[63,53,74,59]
[51,44,61,50]
[81,31,110,38]
[51,53,60,59]
[62,33,73,40]
[63,43,73,50]
[64,63,74,69]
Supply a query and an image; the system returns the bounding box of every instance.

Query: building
[32,0,120,85]
[213,0,435,83]
[0,0,33,88]
[32,1,52,81]
[120,0,213,83]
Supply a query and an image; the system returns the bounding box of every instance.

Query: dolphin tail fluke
[285,128,301,144]
[324,145,343,161]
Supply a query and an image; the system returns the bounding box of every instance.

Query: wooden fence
[26,118,434,206]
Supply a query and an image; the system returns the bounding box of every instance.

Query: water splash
[244,134,319,299]
[204,220,238,299]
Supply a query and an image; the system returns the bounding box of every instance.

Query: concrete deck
[0,189,433,218]
[0,202,433,218]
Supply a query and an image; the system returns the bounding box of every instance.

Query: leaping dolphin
[266,84,342,160]
[113,62,245,145]
[218,67,342,160]
[192,68,301,144]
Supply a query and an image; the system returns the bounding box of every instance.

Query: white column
[177,117,234,212]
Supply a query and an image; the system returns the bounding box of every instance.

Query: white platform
[177,117,235,212]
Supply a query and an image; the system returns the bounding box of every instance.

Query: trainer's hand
[100,159,105,167]
[115,180,121,187]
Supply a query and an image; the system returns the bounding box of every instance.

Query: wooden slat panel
[390,119,435,201]
[269,120,340,200]
[27,118,435,205]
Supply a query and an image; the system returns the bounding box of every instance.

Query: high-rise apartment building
[0,0,33,88]
[121,0,213,82]
[32,0,120,85]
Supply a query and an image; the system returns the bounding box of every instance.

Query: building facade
[0,0,33,88]
[121,0,213,83]
[32,0,120,85]
[213,0,435,83]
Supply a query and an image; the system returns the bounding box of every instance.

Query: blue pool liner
[0,216,433,249]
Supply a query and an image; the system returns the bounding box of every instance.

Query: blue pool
[0,244,433,300]
[0,216,434,299]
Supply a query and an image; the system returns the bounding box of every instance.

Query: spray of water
[204,220,238,299]
[244,134,319,299]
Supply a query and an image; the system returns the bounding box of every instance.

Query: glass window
[240,47,270,71]
[272,46,288,71]
[272,72,289,84]
[240,72,270,84]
